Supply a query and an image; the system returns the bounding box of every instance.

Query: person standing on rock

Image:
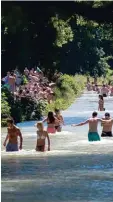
[72,111,102,142]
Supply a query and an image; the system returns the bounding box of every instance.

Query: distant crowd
[86,78,113,97]
[2,67,58,103]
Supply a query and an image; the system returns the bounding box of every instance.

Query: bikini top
[37,131,46,140]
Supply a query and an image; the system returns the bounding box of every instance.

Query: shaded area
[2,154,113,202]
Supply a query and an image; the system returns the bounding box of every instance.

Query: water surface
[1,90,113,202]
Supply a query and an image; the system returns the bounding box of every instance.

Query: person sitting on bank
[72,112,102,142]
[3,118,23,152]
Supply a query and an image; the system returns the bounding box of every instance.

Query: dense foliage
[1,1,113,77]
[1,86,47,126]
[46,74,86,112]
[1,74,86,126]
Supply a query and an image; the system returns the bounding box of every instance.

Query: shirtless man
[8,72,16,93]
[72,112,101,141]
[3,118,23,152]
[101,113,113,137]
[101,85,109,97]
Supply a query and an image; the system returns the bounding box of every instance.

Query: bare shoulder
[15,126,20,131]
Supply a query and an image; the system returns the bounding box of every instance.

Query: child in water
[36,122,50,152]
[54,109,64,132]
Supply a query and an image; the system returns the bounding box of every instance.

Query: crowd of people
[3,110,113,152]
[86,78,113,111]
[86,78,113,97]
[2,67,57,103]
[3,77,113,152]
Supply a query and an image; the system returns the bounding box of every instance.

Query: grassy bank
[45,74,86,113]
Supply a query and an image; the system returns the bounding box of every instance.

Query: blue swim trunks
[88,132,100,142]
[6,143,18,152]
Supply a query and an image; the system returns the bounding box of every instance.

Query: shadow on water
[1,154,113,202]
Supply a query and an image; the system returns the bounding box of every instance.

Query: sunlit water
[1,90,113,202]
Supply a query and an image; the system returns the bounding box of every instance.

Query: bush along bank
[1,86,47,127]
[45,74,86,113]
[1,74,86,127]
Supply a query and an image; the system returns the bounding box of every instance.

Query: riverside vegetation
[1,74,86,127]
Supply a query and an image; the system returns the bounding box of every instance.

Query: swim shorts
[103,94,107,97]
[6,143,18,152]
[101,131,113,137]
[88,132,100,141]
[47,127,56,134]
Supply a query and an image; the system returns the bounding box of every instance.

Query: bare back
[88,118,100,132]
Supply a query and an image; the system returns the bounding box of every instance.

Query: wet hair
[11,72,14,76]
[92,111,98,117]
[37,122,44,130]
[48,112,55,123]
[7,118,14,124]
[105,112,110,117]
[55,109,60,113]
[99,95,103,100]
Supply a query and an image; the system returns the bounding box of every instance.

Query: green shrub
[45,74,86,113]
[1,91,11,126]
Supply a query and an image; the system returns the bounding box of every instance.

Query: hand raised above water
[71,124,76,127]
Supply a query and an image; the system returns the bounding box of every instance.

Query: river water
[1,90,113,202]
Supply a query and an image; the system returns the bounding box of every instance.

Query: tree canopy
[1,1,113,76]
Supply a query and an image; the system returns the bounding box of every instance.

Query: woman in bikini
[98,95,105,111]
[36,122,50,152]
[43,112,59,134]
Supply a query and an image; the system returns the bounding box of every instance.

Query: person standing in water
[101,85,109,97]
[101,113,113,137]
[54,109,64,132]
[72,112,101,141]
[98,95,105,111]
[43,112,59,134]
[36,122,50,152]
[3,118,23,152]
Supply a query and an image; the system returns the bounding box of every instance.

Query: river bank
[1,74,87,127]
